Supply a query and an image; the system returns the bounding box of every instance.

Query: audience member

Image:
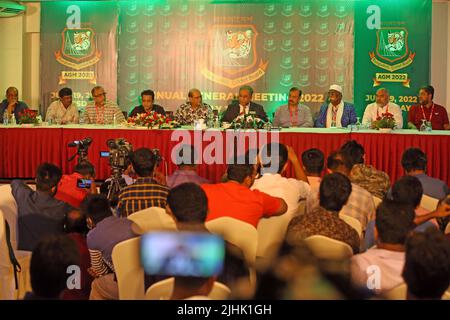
[301,148,324,189]
[12,163,73,251]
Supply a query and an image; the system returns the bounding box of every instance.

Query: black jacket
[221,102,268,123]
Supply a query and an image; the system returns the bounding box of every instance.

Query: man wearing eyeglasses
[315,84,357,128]
[84,86,125,125]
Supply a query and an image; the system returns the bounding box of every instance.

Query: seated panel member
[272,87,313,128]
[362,88,403,129]
[129,89,165,117]
[0,86,29,123]
[45,87,79,124]
[408,85,449,130]
[221,85,268,123]
[84,86,125,125]
[315,84,357,128]
[174,88,212,125]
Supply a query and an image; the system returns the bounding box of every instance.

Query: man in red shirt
[55,161,97,208]
[408,85,450,130]
[202,161,287,228]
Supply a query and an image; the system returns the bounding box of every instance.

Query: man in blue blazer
[222,85,268,123]
[315,84,357,128]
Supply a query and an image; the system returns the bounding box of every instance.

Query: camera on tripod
[104,138,133,170]
[68,137,92,164]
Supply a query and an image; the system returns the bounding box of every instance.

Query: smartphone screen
[77,178,92,189]
[99,151,110,157]
[140,231,225,277]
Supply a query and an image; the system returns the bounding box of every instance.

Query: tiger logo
[72,31,91,52]
[225,30,252,59]
[385,30,404,53]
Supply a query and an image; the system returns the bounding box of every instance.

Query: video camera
[67,137,92,163]
[105,138,133,170]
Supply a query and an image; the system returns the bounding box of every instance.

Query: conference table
[0,124,449,186]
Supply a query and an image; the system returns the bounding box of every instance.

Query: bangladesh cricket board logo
[369,27,415,87]
[201,24,268,89]
[55,28,102,70]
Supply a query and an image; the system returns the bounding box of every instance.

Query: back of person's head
[260,143,288,174]
[30,234,79,299]
[340,140,365,166]
[319,173,352,212]
[130,148,157,177]
[227,162,255,184]
[375,199,415,245]
[327,151,352,174]
[403,229,450,300]
[401,148,427,173]
[172,276,215,299]
[391,175,423,208]
[64,210,89,235]
[36,163,62,192]
[81,194,112,225]
[167,183,208,224]
[174,144,197,167]
[74,161,95,178]
[301,148,324,176]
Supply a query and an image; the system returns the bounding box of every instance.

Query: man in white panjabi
[45,87,79,124]
[362,88,403,129]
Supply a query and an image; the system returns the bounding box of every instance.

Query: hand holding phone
[77,178,92,189]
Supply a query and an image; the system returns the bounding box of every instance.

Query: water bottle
[79,111,85,125]
[11,114,16,125]
[3,111,8,125]
[214,115,220,128]
[113,114,117,127]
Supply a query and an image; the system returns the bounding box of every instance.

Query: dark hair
[130,148,156,177]
[327,151,352,171]
[58,87,72,98]
[64,210,88,235]
[419,85,434,100]
[167,183,208,223]
[289,87,302,96]
[36,163,62,192]
[391,176,423,208]
[403,229,450,299]
[319,173,352,212]
[141,89,155,100]
[175,144,197,166]
[340,140,365,166]
[30,235,79,299]
[375,199,415,245]
[260,143,288,174]
[81,194,112,225]
[401,148,427,172]
[227,163,255,184]
[301,148,324,175]
[74,161,95,178]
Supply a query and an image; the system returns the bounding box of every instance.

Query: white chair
[127,207,177,235]
[339,214,363,238]
[445,223,450,235]
[303,235,353,260]
[420,194,439,212]
[372,196,383,209]
[0,209,32,300]
[146,277,231,300]
[0,184,19,249]
[205,217,258,265]
[111,237,145,300]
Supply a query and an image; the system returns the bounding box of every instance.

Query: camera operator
[55,161,97,209]
[117,148,169,217]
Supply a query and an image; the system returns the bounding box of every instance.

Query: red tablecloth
[1,127,449,187]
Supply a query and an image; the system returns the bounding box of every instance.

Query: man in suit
[315,84,357,128]
[222,86,268,123]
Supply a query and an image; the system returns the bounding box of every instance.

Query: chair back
[303,235,353,260]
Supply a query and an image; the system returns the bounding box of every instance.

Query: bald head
[5,87,19,104]
[375,88,390,107]
[188,88,202,108]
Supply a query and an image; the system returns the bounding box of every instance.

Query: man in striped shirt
[118,148,169,217]
[84,194,136,300]
[85,86,125,125]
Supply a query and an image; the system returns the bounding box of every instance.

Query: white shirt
[326,101,344,128]
[239,104,250,115]
[45,100,79,124]
[351,248,405,293]
[362,102,403,129]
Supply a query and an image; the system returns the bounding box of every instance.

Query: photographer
[55,161,97,209]
[117,147,169,217]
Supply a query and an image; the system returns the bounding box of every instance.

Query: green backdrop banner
[354,0,431,128]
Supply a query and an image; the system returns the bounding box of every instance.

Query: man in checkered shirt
[85,86,125,125]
